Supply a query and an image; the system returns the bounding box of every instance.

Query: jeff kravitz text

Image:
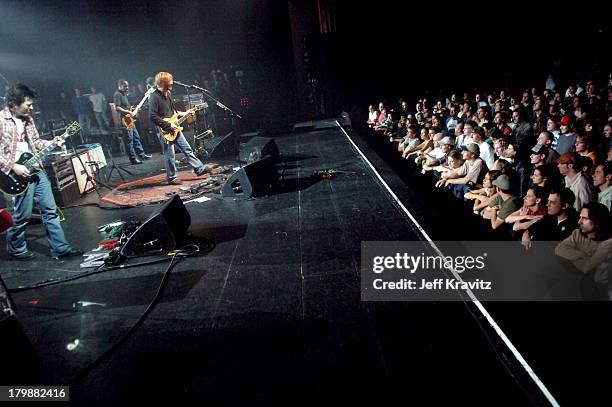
[370,252,493,292]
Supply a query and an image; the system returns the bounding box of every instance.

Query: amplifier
[71,151,96,194]
[44,156,76,189]
[52,180,80,207]
[78,144,107,169]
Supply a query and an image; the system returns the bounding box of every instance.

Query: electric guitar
[160,103,207,142]
[0,122,81,196]
[121,87,156,131]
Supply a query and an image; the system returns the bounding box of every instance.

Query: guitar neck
[175,114,191,126]
[132,89,155,115]
[24,133,68,171]
[173,104,203,127]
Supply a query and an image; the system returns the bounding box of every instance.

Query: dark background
[1,0,610,128]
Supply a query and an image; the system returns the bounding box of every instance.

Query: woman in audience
[403,127,433,159]
[465,170,501,215]
[367,104,379,127]
[575,134,598,168]
[507,186,548,234]
[532,163,563,193]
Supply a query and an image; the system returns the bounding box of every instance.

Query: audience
[362,75,611,276]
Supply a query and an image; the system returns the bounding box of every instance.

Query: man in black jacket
[149,72,205,185]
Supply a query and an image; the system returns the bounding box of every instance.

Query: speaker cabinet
[208,131,239,159]
[121,195,191,258]
[1,275,39,384]
[222,156,279,198]
[239,137,279,164]
[52,180,80,207]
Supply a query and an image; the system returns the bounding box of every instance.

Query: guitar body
[0,153,41,196]
[121,114,137,131]
[0,121,81,196]
[159,104,206,142]
[161,114,182,142]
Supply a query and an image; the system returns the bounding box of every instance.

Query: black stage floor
[1,124,608,405]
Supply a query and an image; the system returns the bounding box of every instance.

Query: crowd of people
[364,75,611,294]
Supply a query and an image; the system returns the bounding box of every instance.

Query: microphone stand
[175,81,242,120]
[174,81,243,164]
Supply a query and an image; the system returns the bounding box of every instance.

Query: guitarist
[0,84,82,260]
[149,72,206,185]
[113,79,152,165]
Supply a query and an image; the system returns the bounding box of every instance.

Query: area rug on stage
[100,164,233,206]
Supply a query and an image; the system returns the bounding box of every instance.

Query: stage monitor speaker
[121,195,191,258]
[208,131,239,160]
[222,156,279,198]
[1,275,39,384]
[238,131,261,143]
[239,137,279,164]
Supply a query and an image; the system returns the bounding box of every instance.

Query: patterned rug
[100,164,233,206]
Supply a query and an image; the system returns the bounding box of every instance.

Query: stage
[1,122,607,405]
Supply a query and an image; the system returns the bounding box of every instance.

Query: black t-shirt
[149,89,177,132]
[529,213,578,241]
[113,90,130,116]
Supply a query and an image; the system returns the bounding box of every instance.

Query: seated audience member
[367,104,379,127]
[508,109,534,152]
[491,158,513,175]
[422,136,455,172]
[445,105,462,132]
[491,111,512,140]
[576,154,594,176]
[536,131,560,164]
[592,162,611,210]
[455,120,476,148]
[557,152,596,212]
[403,127,433,159]
[522,188,578,249]
[529,143,549,171]
[376,103,386,124]
[574,134,598,168]
[472,126,495,169]
[555,115,578,154]
[476,107,489,127]
[555,202,611,276]
[504,143,531,198]
[547,117,562,148]
[465,170,501,214]
[430,149,463,179]
[374,110,395,132]
[387,116,407,141]
[397,124,420,153]
[483,174,523,231]
[506,186,548,233]
[436,143,487,199]
[493,139,510,162]
[530,163,563,195]
[416,132,444,166]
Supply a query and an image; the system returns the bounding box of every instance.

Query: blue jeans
[449,183,471,200]
[160,131,204,181]
[126,126,145,161]
[6,172,72,257]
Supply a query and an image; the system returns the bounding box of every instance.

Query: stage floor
[1,123,607,405]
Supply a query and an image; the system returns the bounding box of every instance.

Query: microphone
[146,77,155,88]
[174,80,193,88]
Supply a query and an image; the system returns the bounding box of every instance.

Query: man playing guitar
[0,84,82,260]
[113,79,152,164]
[149,72,206,185]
